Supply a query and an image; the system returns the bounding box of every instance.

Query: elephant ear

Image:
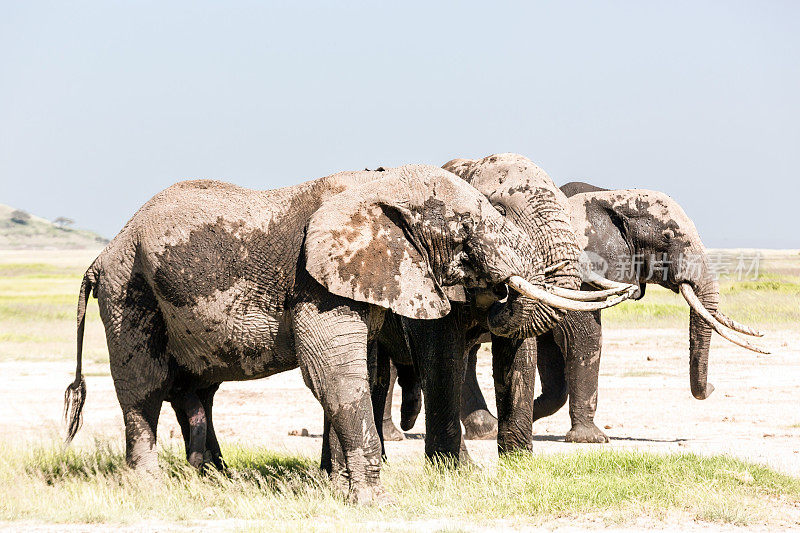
[304,184,450,319]
[578,192,643,289]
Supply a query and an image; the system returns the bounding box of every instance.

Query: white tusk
[679,284,770,354]
[507,276,634,312]
[548,284,637,301]
[712,310,764,337]
[582,269,635,291]
[544,260,570,275]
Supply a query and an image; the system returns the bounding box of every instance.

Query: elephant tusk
[507,276,634,312]
[582,269,634,292]
[679,284,770,354]
[544,260,570,275]
[712,310,764,337]
[547,284,638,301]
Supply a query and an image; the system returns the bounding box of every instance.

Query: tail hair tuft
[63,376,86,444]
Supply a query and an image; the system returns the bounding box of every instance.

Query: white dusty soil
[3,327,799,476]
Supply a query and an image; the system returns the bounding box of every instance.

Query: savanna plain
[1,248,799,531]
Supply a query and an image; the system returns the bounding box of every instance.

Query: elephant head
[566,186,767,400]
[304,165,626,326]
[443,154,621,338]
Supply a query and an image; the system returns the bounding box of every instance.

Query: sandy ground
[3,326,799,477]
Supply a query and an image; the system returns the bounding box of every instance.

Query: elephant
[529,183,768,442]
[369,155,636,459]
[421,182,768,446]
[62,164,623,503]
[156,153,633,475]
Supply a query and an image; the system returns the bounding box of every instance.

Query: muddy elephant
[63,165,624,503]
[530,183,767,442]
[373,155,636,457]
[442,183,768,445]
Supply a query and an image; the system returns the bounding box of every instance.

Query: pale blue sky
[1,1,798,247]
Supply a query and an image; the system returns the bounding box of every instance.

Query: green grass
[0,262,87,279]
[603,275,800,329]
[0,250,107,363]
[722,272,800,295]
[1,441,798,528]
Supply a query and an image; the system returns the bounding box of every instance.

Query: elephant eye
[493,203,507,217]
[662,229,675,241]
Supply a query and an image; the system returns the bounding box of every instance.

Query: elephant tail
[64,266,96,444]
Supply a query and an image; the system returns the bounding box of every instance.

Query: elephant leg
[532,330,568,422]
[122,400,163,474]
[369,343,391,457]
[395,361,422,431]
[171,398,192,453]
[101,280,170,475]
[197,384,224,470]
[461,344,498,440]
[375,313,419,434]
[321,414,348,493]
[293,296,388,504]
[170,390,207,469]
[183,392,208,469]
[402,310,467,463]
[492,335,535,454]
[380,362,405,441]
[556,310,608,443]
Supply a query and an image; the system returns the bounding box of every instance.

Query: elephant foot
[462,409,498,440]
[132,461,163,482]
[188,451,205,469]
[196,451,226,474]
[382,418,405,441]
[327,470,350,500]
[565,422,609,443]
[129,452,161,479]
[204,451,226,472]
[349,483,396,506]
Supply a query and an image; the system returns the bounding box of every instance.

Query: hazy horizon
[2,1,798,247]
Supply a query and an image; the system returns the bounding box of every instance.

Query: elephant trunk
[687,275,719,400]
[487,291,567,338]
[486,213,582,338]
[474,193,631,338]
[681,265,768,399]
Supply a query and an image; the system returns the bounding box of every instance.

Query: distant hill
[0,204,108,249]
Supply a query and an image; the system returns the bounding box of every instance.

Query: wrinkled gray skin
[533,183,720,442]
[451,182,722,443]
[63,164,561,504]
[378,154,582,456]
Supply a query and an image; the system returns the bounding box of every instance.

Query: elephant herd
[63,153,767,504]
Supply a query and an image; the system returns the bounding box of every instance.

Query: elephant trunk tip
[691,382,715,400]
